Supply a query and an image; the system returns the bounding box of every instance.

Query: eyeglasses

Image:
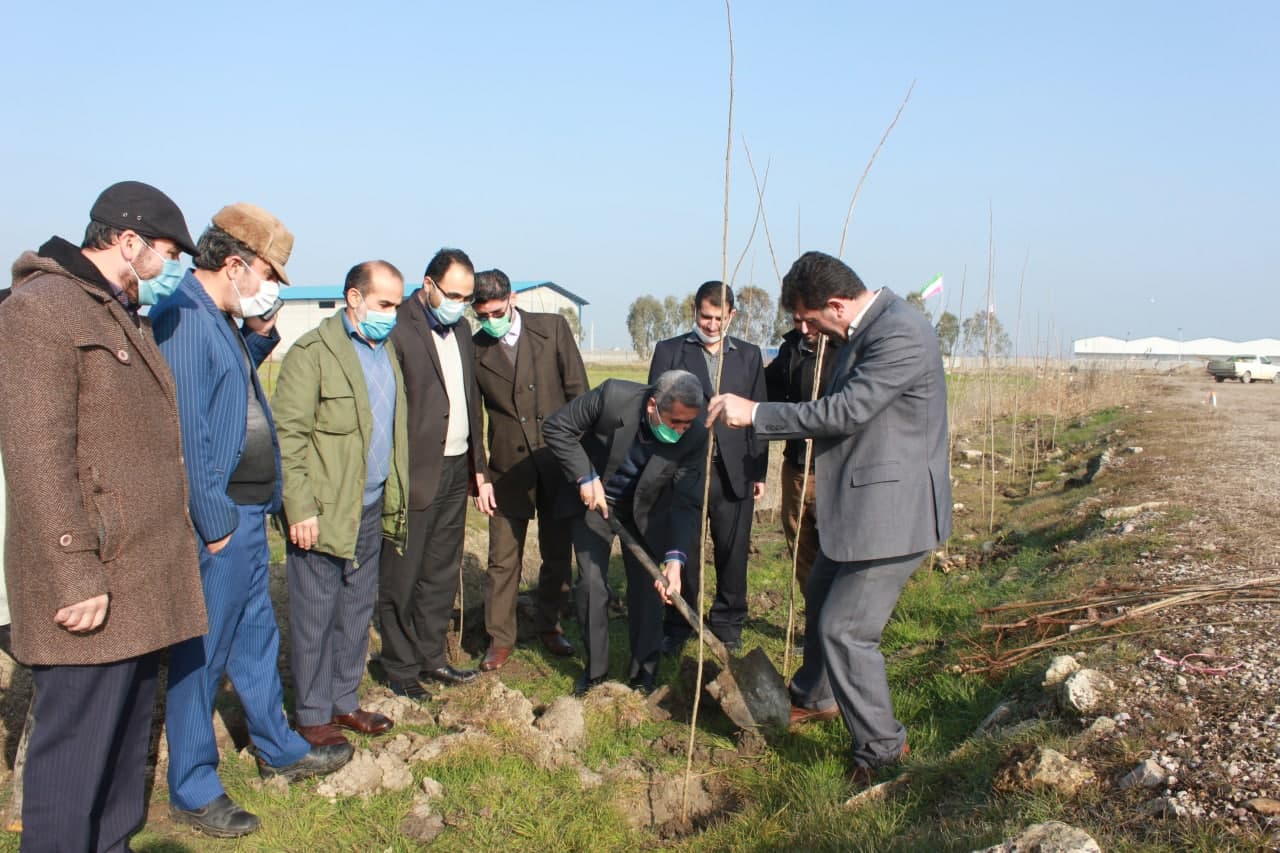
[472,298,511,320]
[430,279,472,302]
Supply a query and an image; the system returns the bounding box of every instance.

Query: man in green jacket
[272,260,409,747]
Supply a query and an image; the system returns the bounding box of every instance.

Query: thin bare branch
[837,79,916,258]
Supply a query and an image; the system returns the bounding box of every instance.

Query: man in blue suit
[706,251,951,787]
[153,204,352,838]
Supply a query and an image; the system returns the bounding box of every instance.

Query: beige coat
[0,245,207,665]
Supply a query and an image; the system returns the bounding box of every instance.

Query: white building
[272,280,588,356]
[1073,336,1280,360]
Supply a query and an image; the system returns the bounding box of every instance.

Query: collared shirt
[847,289,881,337]
[685,331,736,386]
[343,311,396,506]
[499,306,523,347]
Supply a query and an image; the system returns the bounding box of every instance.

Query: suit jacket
[473,309,589,519]
[754,289,952,562]
[543,380,707,563]
[647,334,767,500]
[388,290,487,510]
[0,243,206,665]
[152,272,283,543]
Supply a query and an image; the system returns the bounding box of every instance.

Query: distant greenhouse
[1073,336,1280,360]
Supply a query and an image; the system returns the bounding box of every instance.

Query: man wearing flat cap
[0,181,207,851]
[153,203,351,838]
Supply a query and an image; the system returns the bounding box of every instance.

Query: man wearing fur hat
[153,203,351,838]
[0,181,208,851]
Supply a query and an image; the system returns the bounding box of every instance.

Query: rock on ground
[1118,758,1168,790]
[974,820,1101,853]
[1041,655,1081,688]
[362,692,435,726]
[996,747,1096,797]
[400,797,446,844]
[437,678,535,731]
[1056,669,1115,716]
[316,749,384,800]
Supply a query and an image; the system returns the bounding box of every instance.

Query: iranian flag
[919,274,943,300]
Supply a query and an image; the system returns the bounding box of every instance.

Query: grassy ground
[3,367,1262,851]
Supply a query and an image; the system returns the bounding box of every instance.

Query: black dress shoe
[422,665,479,686]
[573,673,607,697]
[389,678,431,701]
[628,671,656,694]
[722,638,743,654]
[258,741,354,782]
[169,794,260,838]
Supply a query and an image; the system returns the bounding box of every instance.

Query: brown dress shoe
[847,743,911,788]
[789,704,841,727]
[297,722,349,747]
[480,645,512,671]
[333,709,394,736]
[540,631,574,657]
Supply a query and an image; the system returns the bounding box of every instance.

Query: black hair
[81,221,125,251]
[779,251,867,311]
[423,247,474,283]
[693,280,734,311]
[192,225,257,272]
[472,268,512,304]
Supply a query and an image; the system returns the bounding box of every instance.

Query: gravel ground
[1085,376,1280,829]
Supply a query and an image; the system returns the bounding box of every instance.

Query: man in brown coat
[471,269,589,670]
[0,181,208,852]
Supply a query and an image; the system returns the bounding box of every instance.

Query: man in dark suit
[378,248,489,700]
[648,282,767,653]
[707,251,951,783]
[543,371,707,695]
[764,317,841,593]
[471,269,590,671]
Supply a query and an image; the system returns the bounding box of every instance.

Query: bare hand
[655,561,683,605]
[243,313,279,335]
[474,482,496,516]
[207,533,232,555]
[752,481,766,501]
[580,479,608,519]
[55,593,109,633]
[290,516,320,550]
[706,393,755,429]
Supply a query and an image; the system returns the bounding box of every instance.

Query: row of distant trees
[625,287,1011,361]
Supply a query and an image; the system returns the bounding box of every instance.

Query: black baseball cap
[89,181,198,256]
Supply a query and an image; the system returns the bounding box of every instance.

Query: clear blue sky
[3,2,1276,351]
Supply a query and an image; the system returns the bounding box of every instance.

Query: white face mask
[693,325,722,346]
[230,260,279,317]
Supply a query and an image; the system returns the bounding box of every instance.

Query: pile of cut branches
[961,574,1280,673]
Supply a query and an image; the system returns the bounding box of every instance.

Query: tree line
[626,287,1012,361]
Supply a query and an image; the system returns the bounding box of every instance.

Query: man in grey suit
[705,251,951,781]
[543,371,707,696]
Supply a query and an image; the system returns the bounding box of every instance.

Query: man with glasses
[470,269,589,671]
[154,204,352,838]
[378,248,489,700]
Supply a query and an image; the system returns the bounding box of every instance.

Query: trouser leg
[818,551,926,768]
[571,510,613,679]
[24,653,157,853]
[532,504,575,634]
[223,505,309,768]
[618,513,663,681]
[781,458,821,592]
[413,455,469,672]
[483,512,527,648]
[331,502,384,716]
[788,550,839,711]
[377,506,431,682]
[705,469,754,643]
[287,542,343,726]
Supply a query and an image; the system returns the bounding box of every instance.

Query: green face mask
[649,408,682,444]
[479,312,513,338]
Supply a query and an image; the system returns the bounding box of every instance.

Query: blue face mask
[131,240,184,305]
[428,280,468,326]
[359,309,397,342]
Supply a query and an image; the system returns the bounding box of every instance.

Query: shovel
[604,513,791,731]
